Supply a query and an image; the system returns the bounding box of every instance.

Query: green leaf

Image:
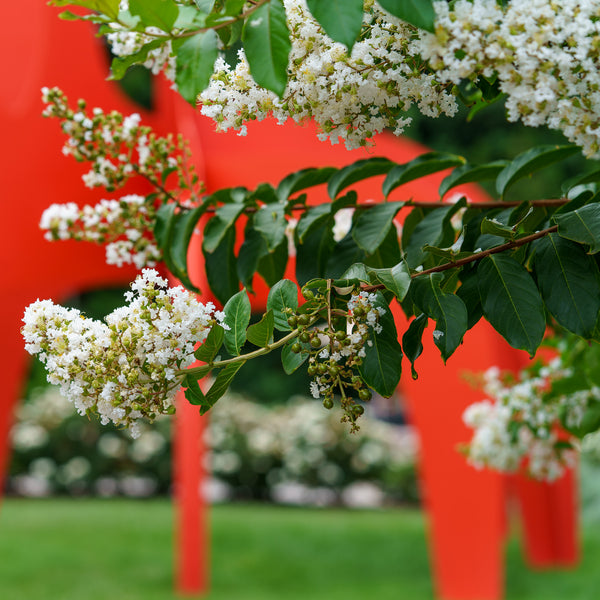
[110,39,164,79]
[175,31,219,104]
[129,0,179,31]
[306,0,363,50]
[377,0,435,32]
[352,202,404,254]
[477,254,545,356]
[383,152,465,198]
[456,270,483,330]
[202,361,246,414]
[327,157,394,199]
[277,167,337,201]
[366,263,411,301]
[204,228,239,305]
[154,203,176,249]
[411,273,468,362]
[237,225,267,289]
[246,310,275,347]
[267,280,298,331]
[358,293,403,397]
[281,340,309,374]
[402,313,428,379]
[202,203,245,253]
[50,0,119,19]
[242,0,290,97]
[184,375,207,406]
[533,234,600,338]
[553,203,600,253]
[254,204,287,251]
[223,289,251,356]
[295,221,335,285]
[296,204,331,242]
[496,145,580,197]
[480,217,516,239]
[439,160,509,198]
[194,324,225,363]
[170,205,208,278]
[257,238,289,286]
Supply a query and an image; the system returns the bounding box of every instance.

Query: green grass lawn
[0,499,599,600]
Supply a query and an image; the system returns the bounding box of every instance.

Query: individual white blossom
[22,269,224,436]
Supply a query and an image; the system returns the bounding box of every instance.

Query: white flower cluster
[199,0,457,149]
[40,194,161,269]
[420,0,600,157]
[462,361,598,481]
[22,269,224,437]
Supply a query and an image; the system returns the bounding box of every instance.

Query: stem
[180,327,301,378]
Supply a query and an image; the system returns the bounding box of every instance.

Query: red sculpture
[0,5,578,600]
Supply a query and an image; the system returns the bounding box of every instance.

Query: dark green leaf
[352,201,404,254]
[50,0,119,19]
[456,270,483,330]
[411,273,468,361]
[480,217,515,239]
[306,0,363,50]
[129,0,179,31]
[267,279,298,331]
[170,205,208,277]
[439,160,509,198]
[257,238,289,286]
[477,254,545,356]
[295,221,335,285]
[402,313,428,379]
[553,203,600,253]
[242,0,290,96]
[377,0,435,32]
[175,31,219,104]
[202,361,246,414]
[367,263,411,301]
[204,228,239,304]
[184,375,206,406]
[237,225,267,289]
[358,293,403,397]
[223,289,251,356]
[327,157,394,199]
[533,234,600,338]
[281,340,309,374]
[277,166,337,201]
[254,204,287,251]
[383,152,465,198]
[246,310,275,347]
[496,145,580,197]
[110,39,163,79]
[202,203,245,253]
[194,324,225,363]
[296,204,331,242]
[154,203,176,248]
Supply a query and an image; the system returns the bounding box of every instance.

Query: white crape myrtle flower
[40,194,162,269]
[22,269,225,437]
[419,0,600,157]
[199,0,457,149]
[462,358,590,481]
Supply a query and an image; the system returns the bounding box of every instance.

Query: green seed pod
[310,337,321,348]
[359,388,372,402]
[299,331,310,343]
[291,342,302,354]
[298,314,311,327]
[323,398,334,410]
[287,315,298,328]
[353,404,365,416]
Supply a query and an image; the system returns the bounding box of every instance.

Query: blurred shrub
[8,388,419,507]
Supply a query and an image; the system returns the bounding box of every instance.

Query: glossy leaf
[242,0,290,97]
[204,228,239,305]
[257,238,289,287]
[358,293,403,397]
[281,340,309,374]
[480,217,515,239]
[202,203,245,253]
[222,289,251,356]
[194,324,225,363]
[411,273,468,362]
[306,0,363,50]
[402,313,428,379]
[236,225,267,289]
[295,221,335,285]
[184,375,207,406]
[496,145,580,197]
[296,204,331,242]
[254,204,287,251]
[327,157,394,199]
[439,160,508,198]
[246,310,275,348]
[553,203,600,253]
[201,361,246,414]
[352,201,404,254]
[533,234,600,338]
[170,205,207,277]
[128,0,179,31]
[267,279,299,331]
[383,152,465,198]
[477,254,545,356]
[377,0,435,32]
[456,270,483,330]
[277,166,337,201]
[366,263,411,301]
[175,31,219,103]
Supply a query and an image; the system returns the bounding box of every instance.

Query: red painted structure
[1,5,578,600]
